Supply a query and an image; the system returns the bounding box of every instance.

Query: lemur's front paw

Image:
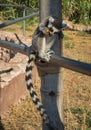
[45,50,54,61]
[39,50,54,62]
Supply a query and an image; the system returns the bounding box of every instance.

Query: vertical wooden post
[39,0,64,130]
[23,7,26,36]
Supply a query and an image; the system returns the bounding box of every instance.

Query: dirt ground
[0,23,91,130]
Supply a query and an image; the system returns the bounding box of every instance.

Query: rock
[0,31,38,119]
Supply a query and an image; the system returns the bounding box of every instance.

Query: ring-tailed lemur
[25,17,62,130]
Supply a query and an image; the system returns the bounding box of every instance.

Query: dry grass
[63,30,91,130]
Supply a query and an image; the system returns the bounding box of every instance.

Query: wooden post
[39,0,64,130]
[23,7,26,36]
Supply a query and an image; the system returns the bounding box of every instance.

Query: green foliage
[77,31,91,37]
[64,34,73,40]
[64,42,75,49]
[1,7,17,20]
[0,0,38,20]
[62,0,91,25]
[0,0,91,25]
[65,107,91,129]
[71,108,91,128]
[26,17,38,26]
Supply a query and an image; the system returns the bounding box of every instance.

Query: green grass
[64,34,73,40]
[76,31,91,37]
[64,42,75,49]
[71,108,91,128]
[64,107,91,129]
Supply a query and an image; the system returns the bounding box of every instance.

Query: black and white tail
[25,54,54,129]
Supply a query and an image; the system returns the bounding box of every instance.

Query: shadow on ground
[0,117,5,130]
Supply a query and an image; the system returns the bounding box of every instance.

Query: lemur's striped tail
[25,54,52,127]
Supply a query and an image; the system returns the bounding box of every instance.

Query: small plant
[71,108,91,129]
[64,34,73,40]
[64,107,91,129]
[64,42,75,49]
[64,42,70,49]
[77,31,91,37]
[26,17,38,26]
[86,111,91,128]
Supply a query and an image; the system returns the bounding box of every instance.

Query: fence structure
[0,5,90,76]
[0,11,39,28]
[0,4,38,35]
[0,1,91,130]
[0,38,91,76]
